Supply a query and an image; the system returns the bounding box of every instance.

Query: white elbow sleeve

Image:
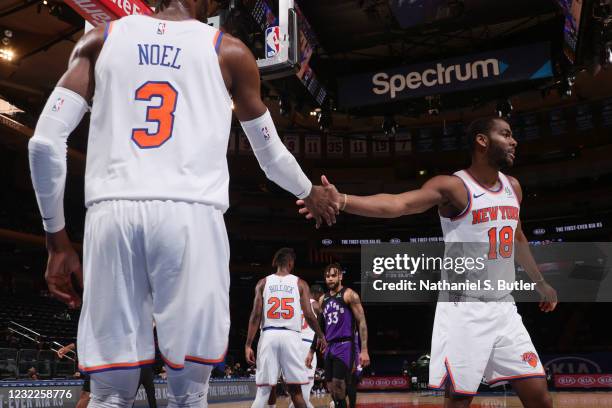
[28,87,88,233]
[240,110,312,199]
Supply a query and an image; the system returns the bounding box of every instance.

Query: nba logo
[157,23,166,35]
[261,126,271,141]
[51,97,64,112]
[265,26,280,58]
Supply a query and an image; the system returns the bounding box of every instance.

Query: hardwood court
[213,391,612,408]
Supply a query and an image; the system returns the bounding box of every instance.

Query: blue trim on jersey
[262,326,290,331]
[103,23,110,42]
[449,175,472,221]
[185,357,219,366]
[215,31,224,54]
[82,361,154,375]
[487,373,546,385]
[302,338,314,343]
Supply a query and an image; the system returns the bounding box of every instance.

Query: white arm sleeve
[240,110,312,199]
[28,87,89,233]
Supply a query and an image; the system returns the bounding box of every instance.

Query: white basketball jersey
[262,274,302,332]
[300,298,317,341]
[86,15,232,210]
[439,170,520,300]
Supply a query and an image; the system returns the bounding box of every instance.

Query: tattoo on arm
[347,289,368,351]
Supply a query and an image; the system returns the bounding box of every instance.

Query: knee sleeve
[166,363,212,408]
[88,369,141,408]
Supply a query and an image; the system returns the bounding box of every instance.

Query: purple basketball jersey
[322,288,354,341]
[322,288,356,368]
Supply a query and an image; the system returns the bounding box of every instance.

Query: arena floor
[213,391,612,407]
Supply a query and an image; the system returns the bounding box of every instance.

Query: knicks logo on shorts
[521,352,538,368]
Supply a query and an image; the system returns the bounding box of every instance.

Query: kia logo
[376,379,391,386]
[545,356,601,374]
[533,228,546,235]
[322,239,333,246]
[598,376,612,385]
[558,376,576,385]
[578,376,596,385]
[391,378,405,386]
[390,238,401,243]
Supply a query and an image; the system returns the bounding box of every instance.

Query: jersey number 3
[132,81,178,149]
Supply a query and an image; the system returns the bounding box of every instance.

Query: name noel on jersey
[138,44,182,70]
[269,284,295,294]
[472,205,519,225]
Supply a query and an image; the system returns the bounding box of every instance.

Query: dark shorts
[326,341,353,370]
[325,355,349,382]
[81,373,91,393]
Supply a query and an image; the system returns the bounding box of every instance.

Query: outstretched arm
[245,279,265,365]
[219,35,337,227]
[509,177,557,313]
[342,175,460,218]
[345,288,370,367]
[299,175,465,220]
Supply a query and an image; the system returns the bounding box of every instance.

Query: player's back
[86,15,232,210]
[261,273,302,332]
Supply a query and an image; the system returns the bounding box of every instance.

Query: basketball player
[266,284,324,408]
[245,248,326,408]
[28,1,338,407]
[297,117,557,408]
[306,264,370,408]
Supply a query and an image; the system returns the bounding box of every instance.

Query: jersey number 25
[267,297,295,320]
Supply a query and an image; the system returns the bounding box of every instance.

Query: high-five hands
[297,175,342,228]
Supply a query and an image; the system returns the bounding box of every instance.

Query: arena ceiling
[0,0,568,114]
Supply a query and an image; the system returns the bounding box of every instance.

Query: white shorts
[429,302,545,395]
[256,329,308,386]
[77,200,230,373]
[300,338,317,380]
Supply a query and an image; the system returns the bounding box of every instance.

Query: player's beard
[488,143,512,170]
[327,281,339,291]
